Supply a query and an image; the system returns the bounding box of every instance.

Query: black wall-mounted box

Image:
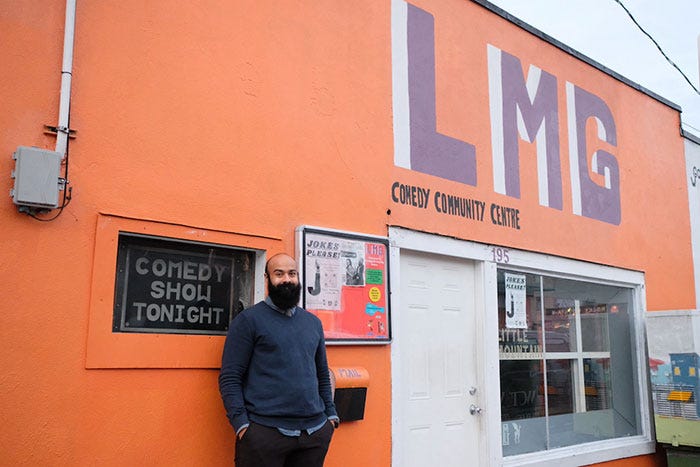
[334,387,367,422]
[330,367,369,422]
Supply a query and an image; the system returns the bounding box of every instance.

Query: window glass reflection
[497,270,641,457]
[546,359,574,416]
[584,358,611,411]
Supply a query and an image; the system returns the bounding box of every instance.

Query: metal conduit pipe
[55,0,77,158]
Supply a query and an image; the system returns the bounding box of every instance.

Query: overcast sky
[487,0,700,137]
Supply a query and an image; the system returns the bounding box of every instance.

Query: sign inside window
[113,233,255,335]
[300,227,391,344]
[505,273,527,328]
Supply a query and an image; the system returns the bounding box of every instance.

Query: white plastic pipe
[55,0,77,158]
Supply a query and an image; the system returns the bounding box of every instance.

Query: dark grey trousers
[234,421,334,467]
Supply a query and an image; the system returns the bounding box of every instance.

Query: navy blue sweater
[218,300,337,432]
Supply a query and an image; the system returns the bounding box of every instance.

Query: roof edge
[682,128,700,145]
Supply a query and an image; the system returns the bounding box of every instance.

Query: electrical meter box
[11,146,62,209]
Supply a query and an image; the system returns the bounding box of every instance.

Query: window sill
[501,436,655,467]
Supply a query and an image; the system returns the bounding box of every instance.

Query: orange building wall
[392,0,692,311]
[0,0,692,465]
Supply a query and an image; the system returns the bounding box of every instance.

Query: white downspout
[56,0,77,158]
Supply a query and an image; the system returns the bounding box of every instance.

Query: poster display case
[297,226,391,344]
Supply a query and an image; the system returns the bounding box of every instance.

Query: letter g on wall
[567,83,621,225]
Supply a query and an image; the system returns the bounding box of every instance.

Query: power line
[613,0,700,95]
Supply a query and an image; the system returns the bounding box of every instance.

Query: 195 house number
[491,247,510,264]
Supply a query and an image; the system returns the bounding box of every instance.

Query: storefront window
[498,270,642,456]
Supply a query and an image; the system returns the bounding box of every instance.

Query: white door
[396,250,482,466]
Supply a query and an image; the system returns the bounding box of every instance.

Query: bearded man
[219,253,339,467]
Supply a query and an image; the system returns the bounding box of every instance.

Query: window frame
[492,260,654,466]
[86,214,280,369]
[498,269,641,455]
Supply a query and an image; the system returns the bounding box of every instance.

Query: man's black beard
[267,280,302,310]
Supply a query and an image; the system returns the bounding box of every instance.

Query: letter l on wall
[391,0,477,186]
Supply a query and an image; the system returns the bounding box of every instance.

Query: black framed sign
[113,233,256,335]
[297,226,391,344]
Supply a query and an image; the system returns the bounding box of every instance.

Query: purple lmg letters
[402,3,621,225]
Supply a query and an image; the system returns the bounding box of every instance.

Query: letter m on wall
[391,0,477,185]
[488,45,563,210]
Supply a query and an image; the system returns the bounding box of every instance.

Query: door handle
[469,404,482,416]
